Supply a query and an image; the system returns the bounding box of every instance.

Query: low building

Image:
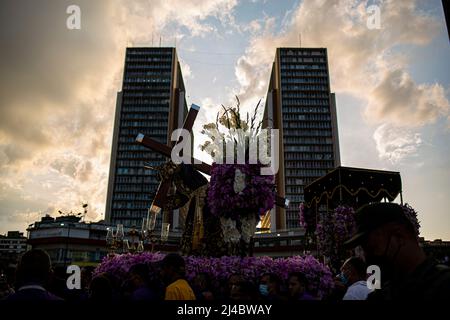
[28,215,110,267]
[0,231,28,271]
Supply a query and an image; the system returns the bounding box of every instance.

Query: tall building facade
[264,48,340,230]
[105,47,187,227]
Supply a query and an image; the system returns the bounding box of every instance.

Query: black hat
[344,202,411,248]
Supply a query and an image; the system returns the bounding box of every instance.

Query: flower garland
[94,253,334,299]
[200,97,275,219]
[208,163,275,219]
[315,206,356,269]
[402,203,421,238]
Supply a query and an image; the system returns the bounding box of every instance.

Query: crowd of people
[1,203,450,302]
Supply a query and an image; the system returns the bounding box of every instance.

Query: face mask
[339,273,349,286]
[259,284,269,296]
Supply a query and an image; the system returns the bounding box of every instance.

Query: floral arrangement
[208,163,275,220]
[401,203,421,237]
[315,206,356,269]
[199,97,276,253]
[298,202,307,228]
[94,253,334,298]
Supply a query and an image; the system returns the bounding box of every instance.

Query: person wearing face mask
[339,257,372,300]
[258,273,284,300]
[344,202,450,301]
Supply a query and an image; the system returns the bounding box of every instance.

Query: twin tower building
[105,47,340,232]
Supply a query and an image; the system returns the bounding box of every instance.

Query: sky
[0,0,449,240]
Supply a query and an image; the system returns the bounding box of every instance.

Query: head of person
[129,263,150,288]
[259,273,281,297]
[288,272,307,298]
[15,249,52,287]
[339,257,367,286]
[227,273,243,292]
[193,272,211,292]
[89,273,113,301]
[229,280,258,300]
[344,202,424,282]
[160,253,186,285]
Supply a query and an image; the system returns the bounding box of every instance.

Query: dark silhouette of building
[264,48,340,230]
[105,47,187,227]
[443,0,450,41]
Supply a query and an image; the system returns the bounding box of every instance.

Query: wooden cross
[135,104,289,216]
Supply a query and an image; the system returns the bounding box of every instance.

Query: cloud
[232,0,449,126]
[373,124,423,163]
[229,0,449,170]
[0,0,238,233]
[366,69,450,126]
[179,59,194,79]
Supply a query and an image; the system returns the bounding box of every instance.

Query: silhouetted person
[160,253,195,300]
[226,273,243,299]
[339,256,372,300]
[6,249,63,301]
[288,272,317,300]
[229,280,259,301]
[128,263,157,301]
[0,272,14,300]
[192,272,214,301]
[344,202,450,300]
[89,273,113,302]
[259,273,284,300]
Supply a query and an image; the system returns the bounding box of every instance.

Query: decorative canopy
[304,166,402,210]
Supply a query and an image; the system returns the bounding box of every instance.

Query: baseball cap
[344,202,412,248]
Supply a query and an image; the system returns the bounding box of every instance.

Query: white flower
[233,169,246,194]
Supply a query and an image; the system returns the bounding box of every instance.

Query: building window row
[285,153,333,161]
[282,98,329,105]
[112,202,153,210]
[118,143,165,151]
[113,193,152,201]
[121,106,169,113]
[281,77,328,84]
[280,63,326,70]
[281,71,328,77]
[282,92,329,99]
[120,120,168,128]
[283,129,332,137]
[285,195,305,202]
[123,85,170,91]
[281,50,324,56]
[284,136,334,144]
[125,71,173,77]
[283,114,331,121]
[286,186,304,194]
[281,85,328,91]
[284,160,334,169]
[114,184,157,192]
[127,49,172,54]
[286,169,328,177]
[284,121,331,129]
[124,77,171,83]
[283,107,330,115]
[120,121,170,128]
[123,98,170,105]
[116,166,164,176]
[122,91,170,98]
[111,209,151,219]
[126,64,172,70]
[284,145,333,152]
[121,113,169,120]
[126,56,172,61]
